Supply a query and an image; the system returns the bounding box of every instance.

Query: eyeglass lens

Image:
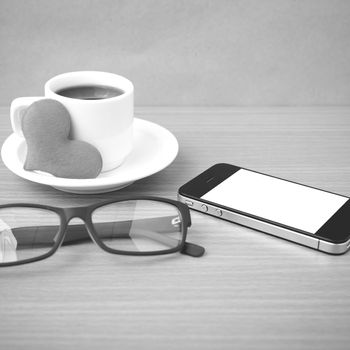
[91,200,183,253]
[0,207,60,264]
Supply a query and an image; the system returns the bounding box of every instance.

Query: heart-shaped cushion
[22,99,102,179]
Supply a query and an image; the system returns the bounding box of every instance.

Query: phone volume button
[201,204,208,212]
[216,209,223,216]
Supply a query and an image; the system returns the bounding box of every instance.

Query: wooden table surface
[1,106,350,350]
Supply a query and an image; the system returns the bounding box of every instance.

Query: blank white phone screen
[202,169,348,233]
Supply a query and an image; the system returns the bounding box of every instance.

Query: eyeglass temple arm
[11,216,204,257]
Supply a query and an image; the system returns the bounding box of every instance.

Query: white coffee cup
[11,71,134,172]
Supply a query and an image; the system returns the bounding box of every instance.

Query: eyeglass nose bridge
[63,207,90,222]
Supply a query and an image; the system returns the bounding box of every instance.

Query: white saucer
[1,118,178,194]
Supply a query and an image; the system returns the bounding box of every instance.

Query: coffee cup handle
[10,97,45,137]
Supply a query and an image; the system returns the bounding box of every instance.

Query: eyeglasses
[0,196,204,267]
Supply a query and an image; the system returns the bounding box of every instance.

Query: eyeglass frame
[0,196,205,267]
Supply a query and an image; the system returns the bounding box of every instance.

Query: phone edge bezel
[178,163,350,245]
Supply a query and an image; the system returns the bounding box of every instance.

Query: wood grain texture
[0,106,350,350]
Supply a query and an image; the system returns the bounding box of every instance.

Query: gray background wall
[1,0,349,106]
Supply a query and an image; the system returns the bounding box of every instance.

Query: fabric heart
[22,99,102,179]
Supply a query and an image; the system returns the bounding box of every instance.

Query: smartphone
[178,163,350,254]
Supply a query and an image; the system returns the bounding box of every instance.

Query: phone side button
[216,209,223,216]
[185,200,194,207]
[201,204,208,212]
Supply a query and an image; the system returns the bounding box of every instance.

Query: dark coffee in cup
[56,85,124,100]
